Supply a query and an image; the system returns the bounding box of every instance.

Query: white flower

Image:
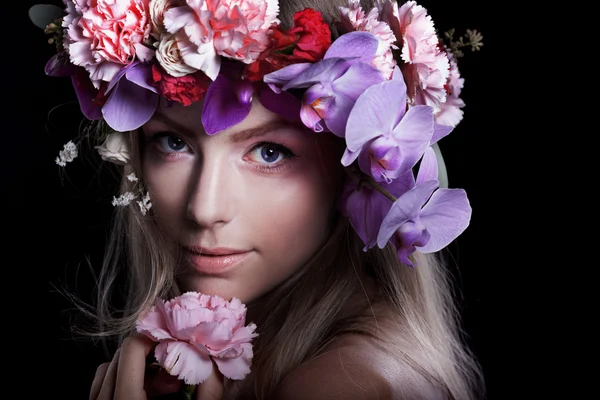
[112,192,137,207]
[55,141,78,166]
[137,192,152,215]
[95,132,130,165]
[127,173,139,182]
[156,33,198,77]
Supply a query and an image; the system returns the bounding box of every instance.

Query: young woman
[31,0,485,398]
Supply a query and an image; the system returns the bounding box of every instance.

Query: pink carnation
[338,0,397,79]
[136,291,258,385]
[435,53,465,127]
[62,0,154,88]
[378,0,449,112]
[162,0,280,80]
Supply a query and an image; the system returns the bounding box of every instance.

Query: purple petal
[324,31,379,63]
[417,188,471,253]
[102,78,159,131]
[282,58,349,90]
[341,180,392,250]
[202,74,253,135]
[45,54,75,77]
[70,71,102,120]
[345,77,408,152]
[391,105,435,173]
[263,62,313,90]
[259,84,302,122]
[430,122,453,145]
[376,180,438,248]
[125,62,158,93]
[341,147,359,166]
[416,146,438,184]
[332,61,386,102]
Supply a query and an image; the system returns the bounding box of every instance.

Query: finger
[95,349,122,400]
[89,362,109,400]
[114,335,155,400]
[195,362,224,400]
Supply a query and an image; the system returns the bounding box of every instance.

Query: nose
[186,153,235,228]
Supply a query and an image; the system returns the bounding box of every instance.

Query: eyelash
[145,133,297,172]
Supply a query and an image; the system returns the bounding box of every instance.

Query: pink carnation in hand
[136,291,258,385]
[63,0,154,88]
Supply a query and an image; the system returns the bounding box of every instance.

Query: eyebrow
[151,111,294,142]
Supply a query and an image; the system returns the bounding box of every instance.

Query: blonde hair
[74,1,485,399]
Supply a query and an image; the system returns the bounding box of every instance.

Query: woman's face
[141,97,342,303]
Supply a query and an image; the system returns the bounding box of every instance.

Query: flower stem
[362,177,397,203]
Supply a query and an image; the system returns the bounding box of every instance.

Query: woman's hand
[89,334,224,400]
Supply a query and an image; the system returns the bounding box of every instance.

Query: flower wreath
[30,0,483,267]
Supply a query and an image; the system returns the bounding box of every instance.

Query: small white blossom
[112,192,137,207]
[127,173,139,182]
[55,141,78,166]
[137,192,152,216]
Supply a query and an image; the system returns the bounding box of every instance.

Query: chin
[182,274,266,304]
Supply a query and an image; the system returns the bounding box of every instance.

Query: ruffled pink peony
[435,53,465,127]
[378,0,449,112]
[338,0,397,79]
[136,291,258,385]
[162,0,279,80]
[62,0,154,88]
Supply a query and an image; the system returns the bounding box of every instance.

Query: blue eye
[157,134,189,152]
[250,143,286,164]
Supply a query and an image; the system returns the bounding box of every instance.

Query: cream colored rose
[150,0,185,39]
[156,33,198,77]
[95,132,130,165]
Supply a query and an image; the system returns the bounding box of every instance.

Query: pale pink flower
[338,0,396,79]
[136,291,258,385]
[378,0,449,112]
[156,33,199,77]
[149,0,185,38]
[62,0,154,88]
[435,53,465,127]
[163,0,279,80]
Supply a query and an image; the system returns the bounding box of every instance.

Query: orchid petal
[376,180,438,248]
[343,183,392,250]
[416,146,438,184]
[125,62,159,93]
[71,71,102,120]
[391,105,435,173]
[259,84,302,122]
[262,62,313,89]
[332,61,386,102]
[324,31,379,63]
[45,54,74,77]
[202,74,252,135]
[102,78,159,131]
[341,147,359,166]
[417,188,471,253]
[430,122,453,145]
[281,58,349,90]
[345,77,408,152]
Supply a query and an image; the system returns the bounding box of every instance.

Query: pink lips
[183,246,251,274]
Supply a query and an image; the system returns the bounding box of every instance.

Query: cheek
[143,160,192,230]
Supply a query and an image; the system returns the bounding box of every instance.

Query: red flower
[244,9,332,82]
[289,9,332,62]
[151,64,211,106]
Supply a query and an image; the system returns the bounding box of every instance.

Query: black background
[4,1,524,398]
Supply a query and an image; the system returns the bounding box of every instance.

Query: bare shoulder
[272,335,448,400]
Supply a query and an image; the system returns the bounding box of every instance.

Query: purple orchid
[101,61,159,132]
[341,168,415,251]
[375,147,472,266]
[341,67,435,183]
[263,31,386,137]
